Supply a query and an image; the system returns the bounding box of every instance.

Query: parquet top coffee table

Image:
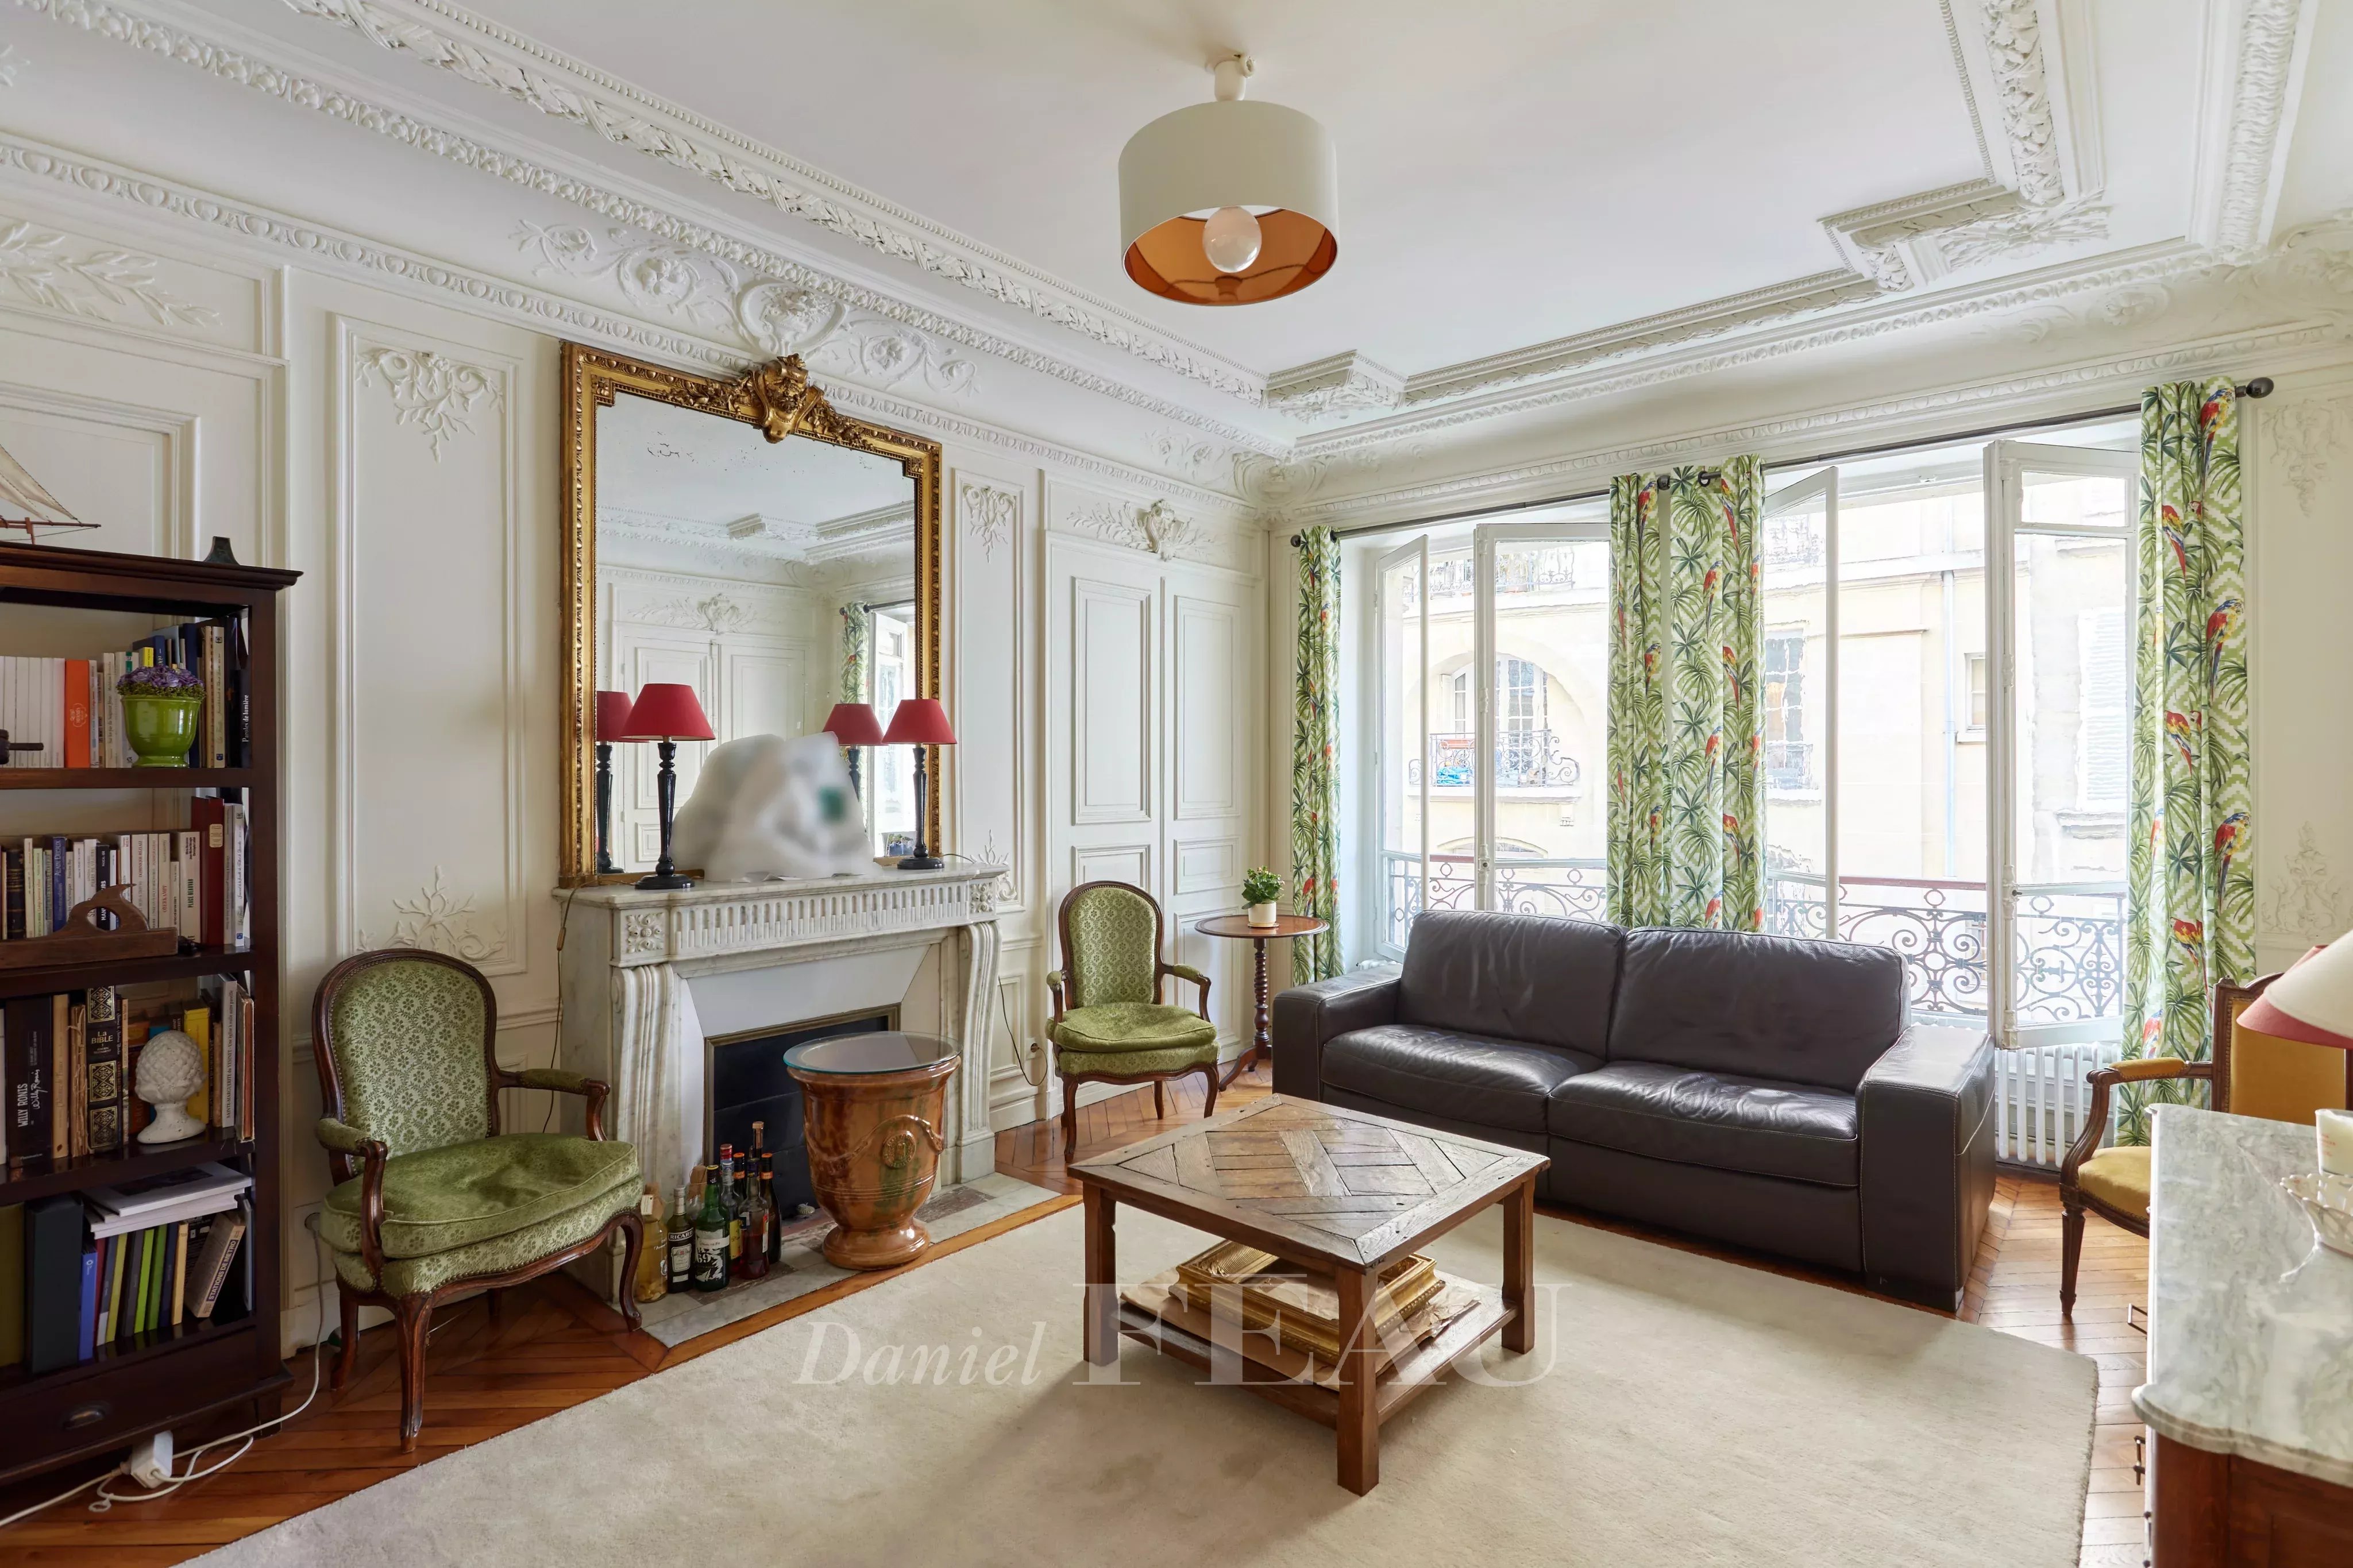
[1070,1094,1548,1493]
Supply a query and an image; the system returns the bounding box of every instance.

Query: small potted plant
[117,664,204,767]
[1241,867,1282,929]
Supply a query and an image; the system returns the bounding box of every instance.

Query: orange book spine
[63,659,90,768]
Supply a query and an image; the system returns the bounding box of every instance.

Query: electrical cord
[0,1217,335,1530]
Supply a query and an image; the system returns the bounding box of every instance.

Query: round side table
[784,1030,958,1270]
[1193,913,1332,1090]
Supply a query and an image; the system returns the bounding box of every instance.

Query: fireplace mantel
[554,864,1006,1216]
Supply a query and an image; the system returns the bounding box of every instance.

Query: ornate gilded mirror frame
[558,343,943,886]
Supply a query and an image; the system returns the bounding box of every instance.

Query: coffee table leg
[1502,1175,1536,1355]
[1082,1185,1117,1366]
[1336,1263,1379,1494]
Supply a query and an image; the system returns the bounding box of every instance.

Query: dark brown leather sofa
[1271,910,1996,1308]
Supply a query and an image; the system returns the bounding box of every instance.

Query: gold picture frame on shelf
[558,343,944,886]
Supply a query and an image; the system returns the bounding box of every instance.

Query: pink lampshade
[595,689,635,742]
[2243,938,2353,1051]
[881,697,956,747]
[619,682,715,742]
[821,701,886,747]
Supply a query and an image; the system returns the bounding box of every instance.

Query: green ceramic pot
[122,693,203,767]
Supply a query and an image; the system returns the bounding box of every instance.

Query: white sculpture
[135,1028,208,1143]
[670,732,874,882]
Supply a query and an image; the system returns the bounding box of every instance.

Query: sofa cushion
[1397,910,1622,1059]
[1548,1061,1859,1187]
[1610,928,1904,1092]
[1323,1024,1597,1134]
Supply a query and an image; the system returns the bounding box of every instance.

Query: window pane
[1488,538,1607,922]
[1379,551,1429,948]
[1837,475,1988,1019]
[871,608,915,856]
[1760,481,1827,940]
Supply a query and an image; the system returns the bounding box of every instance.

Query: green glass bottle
[665,1184,694,1292]
[692,1164,729,1292]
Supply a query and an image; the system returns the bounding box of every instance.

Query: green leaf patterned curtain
[839,601,872,703]
[1291,527,1343,979]
[2119,379,2251,1141]
[1606,458,1765,931]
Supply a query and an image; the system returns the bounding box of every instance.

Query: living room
[0,2,2348,1563]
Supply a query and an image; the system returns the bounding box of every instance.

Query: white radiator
[1993,1041,2121,1168]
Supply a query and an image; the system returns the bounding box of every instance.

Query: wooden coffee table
[1070,1095,1547,1494]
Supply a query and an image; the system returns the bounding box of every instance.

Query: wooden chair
[1046,882,1219,1150]
[2058,975,2278,1315]
[311,949,645,1449]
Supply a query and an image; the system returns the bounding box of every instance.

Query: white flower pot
[1247,901,1278,928]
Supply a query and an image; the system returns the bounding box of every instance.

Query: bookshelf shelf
[0,540,296,1488]
[0,768,257,791]
[0,1133,249,1207]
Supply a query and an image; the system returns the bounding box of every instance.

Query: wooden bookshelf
[0,540,297,1486]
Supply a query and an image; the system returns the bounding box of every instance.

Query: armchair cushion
[322,957,493,1158]
[1056,1042,1221,1079]
[320,1133,640,1258]
[330,1167,641,1298]
[1051,1002,1217,1054]
[2076,1145,2151,1220]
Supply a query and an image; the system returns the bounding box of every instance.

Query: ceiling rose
[1119,55,1338,307]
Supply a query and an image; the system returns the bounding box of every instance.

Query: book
[86,1161,252,1227]
[76,1243,98,1362]
[48,993,68,1161]
[0,1203,21,1366]
[99,1230,124,1344]
[191,798,226,947]
[5,995,52,1162]
[180,1002,210,1123]
[25,1194,84,1373]
[190,1210,245,1319]
[3,846,22,939]
[226,802,250,951]
[85,984,122,1155]
[168,1219,189,1327]
[63,658,89,768]
[66,999,86,1160]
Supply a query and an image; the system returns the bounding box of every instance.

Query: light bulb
[1202,206,1263,274]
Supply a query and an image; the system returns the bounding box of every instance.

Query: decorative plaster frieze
[358,866,508,964]
[1148,430,1230,486]
[1265,353,1407,425]
[2206,0,2317,259]
[1932,198,2108,271]
[1824,180,2024,291]
[2261,822,2346,944]
[0,43,23,85]
[1054,483,1256,570]
[1980,0,2065,207]
[957,478,1017,563]
[354,343,500,458]
[275,0,1263,405]
[605,564,809,622]
[0,211,217,329]
[2262,393,2353,515]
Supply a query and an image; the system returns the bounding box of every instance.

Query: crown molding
[2189,0,2319,260]
[1265,351,1407,425]
[272,0,1267,404]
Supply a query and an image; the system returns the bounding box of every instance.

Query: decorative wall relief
[0,45,23,87]
[358,867,509,964]
[2261,822,2347,944]
[2264,394,2352,515]
[637,591,754,634]
[1069,496,1205,562]
[353,345,501,459]
[958,480,1017,562]
[0,215,219,330]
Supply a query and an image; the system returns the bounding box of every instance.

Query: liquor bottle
[760,1152,782,1264]
[731,1151,757,1279]
[716,1144,742,1270]
[692,1164,729,1292]
[666,1184,694,1292]
[632,1187,668,1304]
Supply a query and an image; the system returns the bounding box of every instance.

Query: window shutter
[2079,608,2127,807]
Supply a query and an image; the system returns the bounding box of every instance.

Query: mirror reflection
[594,391,919,874]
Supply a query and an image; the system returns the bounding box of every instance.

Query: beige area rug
[196,1204,2096,1567]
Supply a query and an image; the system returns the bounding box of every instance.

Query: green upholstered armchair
[1047,881,1220,1149]
[311,949,645,1450]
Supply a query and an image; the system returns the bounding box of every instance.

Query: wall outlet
[127,1430,174,1489]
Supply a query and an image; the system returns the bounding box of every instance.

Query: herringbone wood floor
[1,1064,2148,1567]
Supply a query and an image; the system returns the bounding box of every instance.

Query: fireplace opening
[706,1007,898,1219]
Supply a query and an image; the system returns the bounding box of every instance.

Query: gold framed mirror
[559,345,942,886]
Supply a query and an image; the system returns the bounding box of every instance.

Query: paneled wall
[0,184,1272,1349]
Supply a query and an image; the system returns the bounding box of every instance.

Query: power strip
[126,1431,174,1490]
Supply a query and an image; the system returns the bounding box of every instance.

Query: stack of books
[1,980,257,1166]
[0,1162,253,1374]
[0,621,248,770]
[2,798,249,946]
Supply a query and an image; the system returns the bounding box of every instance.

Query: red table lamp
[880,698,955,871]
[593,690,635,875]
[821,701,885,802]
[620,682,715,890]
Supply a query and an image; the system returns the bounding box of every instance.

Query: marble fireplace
[553,863,1005,1296]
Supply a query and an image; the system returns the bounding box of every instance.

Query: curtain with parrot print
[1605,458,1766,932]
[2118,379,2251,1142]
[839,600,872,703]
[1291,527,1343,980]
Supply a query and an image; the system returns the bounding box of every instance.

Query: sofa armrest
[1272,968,1400,1099]
[1857,1022,1996,1308]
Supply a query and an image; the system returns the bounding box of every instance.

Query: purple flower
[117,664,203,696]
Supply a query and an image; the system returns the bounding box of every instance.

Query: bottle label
[693,1226,728,1286]
[668,1228,693,1279]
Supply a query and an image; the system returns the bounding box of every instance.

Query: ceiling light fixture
[1119,54,1337,307]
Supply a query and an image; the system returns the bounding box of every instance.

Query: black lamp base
[894,855,945,872]
[634,871,696,890]
[638,737,694,891]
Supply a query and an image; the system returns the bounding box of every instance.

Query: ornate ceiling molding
[2196,0,2318,260]
[1265,352,1407,426]
[1979,0,2066,207]
[273,0,1264,404]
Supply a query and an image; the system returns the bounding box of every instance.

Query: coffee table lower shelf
[1114,1286,1513,1430]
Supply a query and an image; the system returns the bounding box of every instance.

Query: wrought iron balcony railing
[1410,729,1581,791]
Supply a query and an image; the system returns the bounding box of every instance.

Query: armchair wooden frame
[2058,974,2273,1315]
[1048,881,1218,1151]
[311,948,643,1449]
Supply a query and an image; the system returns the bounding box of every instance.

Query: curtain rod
[1288,377,2275,547]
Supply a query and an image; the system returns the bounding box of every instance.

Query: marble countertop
[556,861,1005,908]
[2134,1105,2353,1486]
